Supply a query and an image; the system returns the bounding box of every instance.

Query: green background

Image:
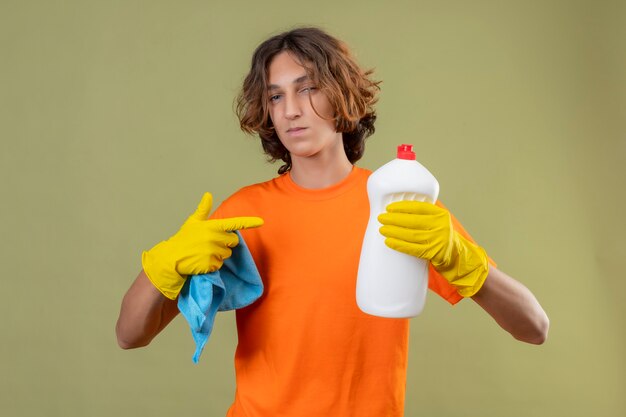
[1,0,624,416]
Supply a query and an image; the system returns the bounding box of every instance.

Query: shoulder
[349,165,372,185]
[355,166,372,176]
[228,176,283,202]
[212,177,280,219]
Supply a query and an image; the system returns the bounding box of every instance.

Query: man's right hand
[141,192,264,300]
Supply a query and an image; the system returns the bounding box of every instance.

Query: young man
[116,27,549,417]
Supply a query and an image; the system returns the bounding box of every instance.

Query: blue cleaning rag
[177,231,263,363]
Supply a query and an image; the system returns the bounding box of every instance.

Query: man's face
[266,51,341,160]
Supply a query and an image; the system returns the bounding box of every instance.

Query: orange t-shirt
[212,166,481,417]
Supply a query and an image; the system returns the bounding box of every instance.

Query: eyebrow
[267,75,311,92]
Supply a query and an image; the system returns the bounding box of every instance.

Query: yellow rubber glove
[141,192,264,300]
[377,201,489,297]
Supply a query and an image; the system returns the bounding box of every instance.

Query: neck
[289,142,353,189]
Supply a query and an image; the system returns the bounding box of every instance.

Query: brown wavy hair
[235,27,381,174]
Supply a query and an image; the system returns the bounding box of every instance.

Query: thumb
[191,192,213,221]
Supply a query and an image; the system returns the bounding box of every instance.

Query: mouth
[287,127,307,133]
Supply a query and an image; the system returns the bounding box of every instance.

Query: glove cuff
[141,241,186,300]
[433,233,489,298]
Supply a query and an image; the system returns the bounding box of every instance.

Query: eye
[300,86,317,94]
[269,94,281,102]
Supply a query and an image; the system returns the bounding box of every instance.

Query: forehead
[267,51,311,86]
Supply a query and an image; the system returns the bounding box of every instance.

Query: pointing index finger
[217,216,264,232]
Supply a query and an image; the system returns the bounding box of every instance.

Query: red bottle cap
[397,144,416,160]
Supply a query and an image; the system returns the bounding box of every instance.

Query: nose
[284,92,302,120]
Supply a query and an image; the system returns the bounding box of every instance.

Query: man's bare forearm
[472,266,549,344]
[115,270,179,349]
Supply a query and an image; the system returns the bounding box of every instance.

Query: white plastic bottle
[356,144,440,318]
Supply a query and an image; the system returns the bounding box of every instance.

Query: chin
[283,142,322,158]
